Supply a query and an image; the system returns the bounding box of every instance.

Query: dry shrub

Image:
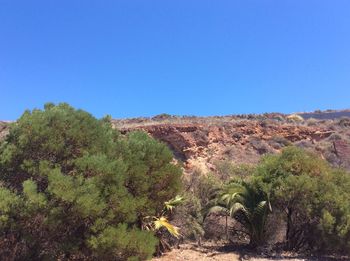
[250,138,271,155]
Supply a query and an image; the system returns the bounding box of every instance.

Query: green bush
[215,160,255,180]
[173,193,204,243]
[189,170,222,207]
[207,147,350,253]
[0,103,182,260]
[180,170,222,243]
[254,147,350,253]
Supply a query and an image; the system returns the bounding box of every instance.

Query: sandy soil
[152,242,346,261]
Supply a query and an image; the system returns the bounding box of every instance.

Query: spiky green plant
[208,181,271,247]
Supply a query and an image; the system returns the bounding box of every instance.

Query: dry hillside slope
[113,111,350,174]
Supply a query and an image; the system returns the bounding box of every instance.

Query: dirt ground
[152,242,348,261]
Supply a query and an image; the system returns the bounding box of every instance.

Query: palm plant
[142,195,184,254]
[208,181,271,247]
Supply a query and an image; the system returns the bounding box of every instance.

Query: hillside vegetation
[0,105,350,260]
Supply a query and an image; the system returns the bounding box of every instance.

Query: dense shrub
[268,136,291,150]
[250,138,270,155]
[189,170,222,207]
[180,170,222,242]
[207,147,350,254]
[214,160,255,180]
[0,103,182,260]
[254,147,350,254]
[172,193,204,244]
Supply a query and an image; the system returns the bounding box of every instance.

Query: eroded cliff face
[117,118,350,173]
[122,122,332,156]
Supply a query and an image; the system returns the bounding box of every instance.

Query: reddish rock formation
[118,120,338,172]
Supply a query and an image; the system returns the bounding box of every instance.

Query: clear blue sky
[1,1,350,120]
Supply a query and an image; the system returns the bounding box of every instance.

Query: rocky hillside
[114,111,350,174]
[1,110,350,174]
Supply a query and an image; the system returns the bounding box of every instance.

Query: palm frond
[207,205,230,215]
[220,192,239,205]
[207,179,271,246]
[254,201,267,215]
[229,202,245,216]
[154,216,180,238]
[164,195,184,212]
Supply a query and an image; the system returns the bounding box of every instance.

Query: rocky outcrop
[118,120,340,172]
[0,121,9,141]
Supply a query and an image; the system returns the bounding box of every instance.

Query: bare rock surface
[116,115,350,172]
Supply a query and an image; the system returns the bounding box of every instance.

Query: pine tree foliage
[0,103,182,260]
